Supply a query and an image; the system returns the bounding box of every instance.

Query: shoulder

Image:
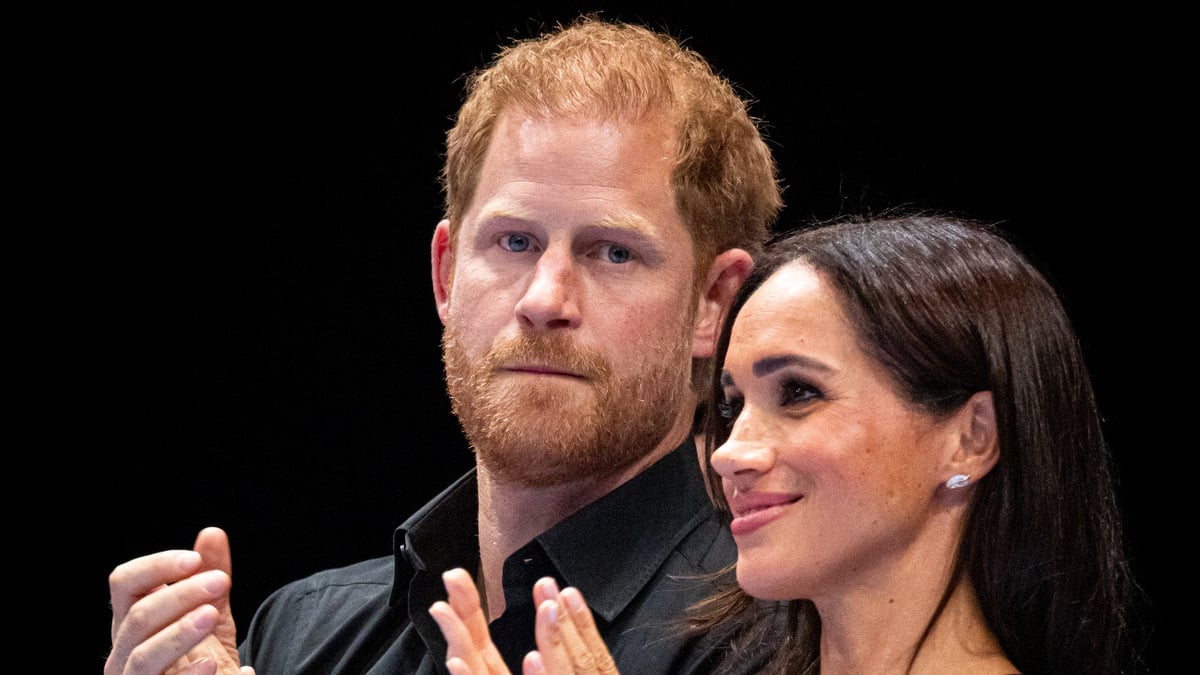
[672,504,736,573]
[249,554,396,628]
[239,554,413,671]
[240,555,399,663]
[262,554,395,606]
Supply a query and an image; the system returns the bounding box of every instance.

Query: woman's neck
[816,574,1016,675]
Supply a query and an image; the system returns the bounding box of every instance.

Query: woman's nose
[710,416,775,479]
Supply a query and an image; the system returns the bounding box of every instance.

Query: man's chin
[496,372,592,391]
[492,382,595,414]
[476,438,635,488]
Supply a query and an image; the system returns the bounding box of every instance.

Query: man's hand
[106,527,252,675]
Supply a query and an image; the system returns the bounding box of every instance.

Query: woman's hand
[430,568,509,674]
[429,568,619,675]
[528,578,619,675]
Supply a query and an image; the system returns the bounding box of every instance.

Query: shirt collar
[535,439,713,623]
[391,469,479,607]
[389,438,713,623]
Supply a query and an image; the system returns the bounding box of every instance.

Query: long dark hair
[692,213,1146,674]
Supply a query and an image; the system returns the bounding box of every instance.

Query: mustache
[485,332,610,379]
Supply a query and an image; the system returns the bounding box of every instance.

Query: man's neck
[473,429,688,620]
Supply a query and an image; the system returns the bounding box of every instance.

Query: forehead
[730,262,857,359]
[462,112,687,236]
[487,111,676,182]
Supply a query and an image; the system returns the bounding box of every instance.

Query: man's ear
[942,390,1000,487]
[432,220,454,325]
[692,248,754,358]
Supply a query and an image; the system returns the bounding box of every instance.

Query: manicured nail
[563,587,585,612]
[538,576,560,595]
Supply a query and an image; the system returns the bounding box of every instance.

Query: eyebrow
[721,354,833,387]
[477,209,653,235]
[593,212,654,233]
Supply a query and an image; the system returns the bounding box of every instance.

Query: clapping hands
[430,568,619,675]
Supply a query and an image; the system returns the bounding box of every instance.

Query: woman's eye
[717,397,743,425]
[781,379,821,406]
[599,244,632,264]
[500,234,533,252]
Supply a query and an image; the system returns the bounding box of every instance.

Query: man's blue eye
[604,245,631,263]
[502,234,531,252]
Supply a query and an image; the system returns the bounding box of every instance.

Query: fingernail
[186,606,216,631]
[526,651,545,674]
[563,588,585,612]
[547,600,558,622]
[539,576,560,595]
[196,569,229,595]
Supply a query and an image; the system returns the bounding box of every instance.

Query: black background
[76,3,1178,672]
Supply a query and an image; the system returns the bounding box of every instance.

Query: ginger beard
[441,309,696,488]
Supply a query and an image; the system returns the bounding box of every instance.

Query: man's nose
[515,246,582,330]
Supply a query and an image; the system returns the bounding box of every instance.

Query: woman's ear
[942,391,1000,488]
[432,220,454,325]
[692,248,754,358]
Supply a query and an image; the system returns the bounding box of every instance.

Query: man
[106,16,782,674]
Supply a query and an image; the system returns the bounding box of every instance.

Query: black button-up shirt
[239,440,767,674]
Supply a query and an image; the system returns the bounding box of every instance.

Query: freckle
[889,598,895,604]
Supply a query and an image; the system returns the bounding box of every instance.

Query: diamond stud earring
[946,474,970,489]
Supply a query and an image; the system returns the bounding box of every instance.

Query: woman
[431,214,1145,674]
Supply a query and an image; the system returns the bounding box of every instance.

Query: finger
[430,601,478,666]
[192,527,241,660]
[549,597,597,673]
[107,604,218,675]
[109,569,232,673]
[194,527,233,585]
[532,576,559,609]
[441,569,493,651]
[521,651,546,675]
[532,599,597,673]
[558,588,617,674]
[179,658,219,675]
[446,656,476,675]
[110,549,204,637]
[192,528,234,624]
[431,599,512,674]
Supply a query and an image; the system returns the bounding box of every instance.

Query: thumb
[192,526,242,664]
[194,526,234,616]
[194,526,233,577]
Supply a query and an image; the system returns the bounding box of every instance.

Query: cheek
[793,419,901,502]
[779,412,864,473]
[854,429,934,512]
[601,287,694,341]
[452,258,510,298]
[449,265,516,314]
[446,299,509,354]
